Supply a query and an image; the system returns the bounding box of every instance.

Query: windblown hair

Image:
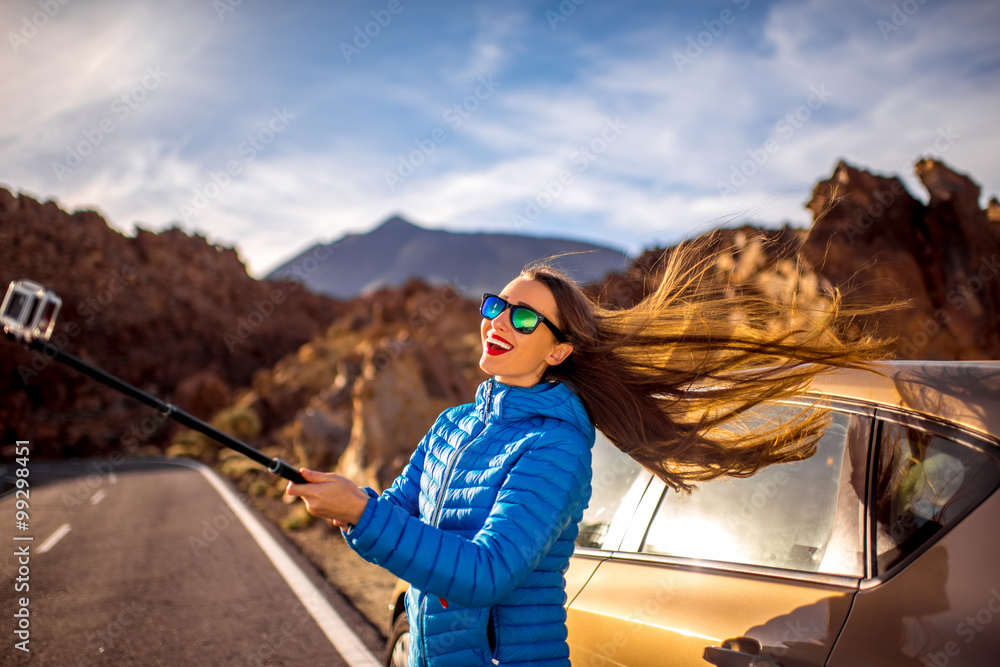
[526,235,895,492]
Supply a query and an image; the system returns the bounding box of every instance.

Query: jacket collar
[475,378,594,438]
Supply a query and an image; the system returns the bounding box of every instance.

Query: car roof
[806,360,1000,445]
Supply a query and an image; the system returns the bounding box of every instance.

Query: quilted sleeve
[344,432,591,609]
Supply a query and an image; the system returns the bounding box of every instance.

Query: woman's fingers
[300,468,341,483]
[281,470,369,524]
[284,468,337,498]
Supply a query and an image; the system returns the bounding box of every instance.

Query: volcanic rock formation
[0,188,340,458]
[801,159,1000,359]
[2,157,997,481]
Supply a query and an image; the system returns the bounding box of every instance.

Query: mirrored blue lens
[482,295,505,319]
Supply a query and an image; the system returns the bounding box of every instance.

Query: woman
[286,245,891,666]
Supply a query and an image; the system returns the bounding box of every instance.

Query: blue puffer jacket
[344,378,595,666]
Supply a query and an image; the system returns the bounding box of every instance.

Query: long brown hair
[526,235,894,492]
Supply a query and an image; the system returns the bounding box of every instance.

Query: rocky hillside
[3,158,997,477]
[192,160,998,508]
[177,279,484,493]
[587,159,1000,361]
[0,189,341,459]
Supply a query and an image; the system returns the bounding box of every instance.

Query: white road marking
[38,523,72,554]
[90,489,107,505]
[172,460,381,667]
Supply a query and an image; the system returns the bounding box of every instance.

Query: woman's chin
[478,353,494,375]
[479,354,509,378]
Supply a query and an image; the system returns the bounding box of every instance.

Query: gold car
[385,361,1000,666]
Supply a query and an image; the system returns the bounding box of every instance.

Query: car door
[566,401,874,666]
[827,412,1000,667]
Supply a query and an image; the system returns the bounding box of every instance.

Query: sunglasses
[481,293,568,342]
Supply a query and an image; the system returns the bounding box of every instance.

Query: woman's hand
[284,469,370,529]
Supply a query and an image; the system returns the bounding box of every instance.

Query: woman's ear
[545,342,574,366]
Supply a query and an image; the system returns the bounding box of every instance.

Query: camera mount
[2,279,306,484]
[1,279,62,344]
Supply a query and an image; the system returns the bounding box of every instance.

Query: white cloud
[1,0,997,280]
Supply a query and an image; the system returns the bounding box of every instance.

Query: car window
[639,404,867,576]
[873,421,1000,574]
[576,431,647,550]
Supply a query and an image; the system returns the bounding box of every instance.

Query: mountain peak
[267,215,629,299]
[374,215,421,234]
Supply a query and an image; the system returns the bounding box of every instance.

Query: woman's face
[479,276,573,387]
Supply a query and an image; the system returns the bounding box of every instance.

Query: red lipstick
[485,333,513,356]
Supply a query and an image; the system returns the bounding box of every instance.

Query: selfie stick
[1,279,306,485]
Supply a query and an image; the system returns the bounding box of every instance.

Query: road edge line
[168,458,382,667]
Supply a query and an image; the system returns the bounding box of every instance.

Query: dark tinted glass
[874,422,1000,574]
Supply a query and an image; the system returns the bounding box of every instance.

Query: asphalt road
[0,458,385,666]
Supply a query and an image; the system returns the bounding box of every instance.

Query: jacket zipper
[421,379,495,665]
[428,379,494,528]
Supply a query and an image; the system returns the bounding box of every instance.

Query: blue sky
[2,0,998,277]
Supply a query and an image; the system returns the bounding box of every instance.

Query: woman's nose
[491,309,511,330]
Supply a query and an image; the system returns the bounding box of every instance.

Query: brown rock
[284,362,358,471]
[336,337,469,490]
[802,160,1000,359]
[987,197,1000,224]
[173,369,232,420]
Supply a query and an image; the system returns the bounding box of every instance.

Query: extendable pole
[23,336,307,484]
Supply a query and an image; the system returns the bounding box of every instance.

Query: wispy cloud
[1,0,997,276]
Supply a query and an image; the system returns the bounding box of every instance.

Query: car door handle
[703,636,781,667]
